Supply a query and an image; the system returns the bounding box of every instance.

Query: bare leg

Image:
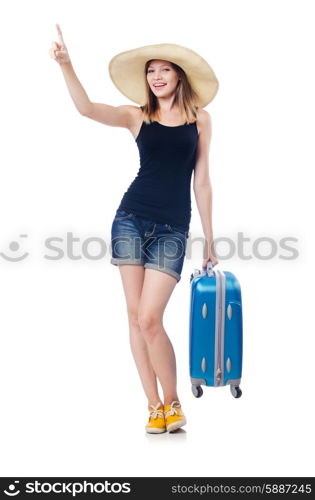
[118,264,163,408]
[138,268,180,406]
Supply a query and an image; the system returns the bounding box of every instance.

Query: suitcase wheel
[230,385,242,398]
[192,385,203,398]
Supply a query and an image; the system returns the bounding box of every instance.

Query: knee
[138,312,162,343]
[127,309,141,331]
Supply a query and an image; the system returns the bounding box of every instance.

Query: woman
[49,24,219,433]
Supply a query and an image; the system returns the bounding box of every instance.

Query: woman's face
[146,59,180,99]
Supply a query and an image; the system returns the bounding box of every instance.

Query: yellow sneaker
[164,401,187,432]
[145,402,166,434]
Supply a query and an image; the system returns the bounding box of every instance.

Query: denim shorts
[110,209,189,282]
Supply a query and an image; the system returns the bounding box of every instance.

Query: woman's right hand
[49,24,70,65]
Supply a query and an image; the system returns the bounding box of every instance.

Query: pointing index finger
[56,23,65,46]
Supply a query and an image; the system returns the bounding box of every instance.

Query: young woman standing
[49,24,219,433]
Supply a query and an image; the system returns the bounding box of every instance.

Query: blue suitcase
[189,261,243,398]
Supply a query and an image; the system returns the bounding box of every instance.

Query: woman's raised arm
[49,24,135,128]
[82,103,138,129]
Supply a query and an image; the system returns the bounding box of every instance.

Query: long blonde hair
[141,59,200,124]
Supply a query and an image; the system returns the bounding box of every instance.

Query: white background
[0,0,314,477]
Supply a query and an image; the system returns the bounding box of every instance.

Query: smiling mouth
[153,83,167,88]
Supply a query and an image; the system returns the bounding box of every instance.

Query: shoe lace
[164,400,181,418]
[149,403,164,420]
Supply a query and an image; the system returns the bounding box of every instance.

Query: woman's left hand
[202,255,219,270]
[202,242,219,270]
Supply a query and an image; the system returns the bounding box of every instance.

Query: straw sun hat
[108,43,219,108]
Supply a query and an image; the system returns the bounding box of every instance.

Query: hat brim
[108,43,219,108]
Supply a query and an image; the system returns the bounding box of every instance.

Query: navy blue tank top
[117,108,198,231]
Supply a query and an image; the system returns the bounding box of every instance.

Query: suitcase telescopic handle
[204,260,219,277]
[190,261,218,283]
[206,260,214,277]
